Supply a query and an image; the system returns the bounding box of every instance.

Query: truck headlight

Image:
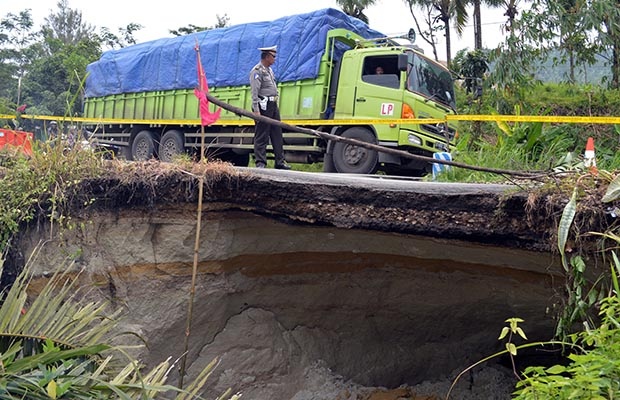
[408,134,421,145]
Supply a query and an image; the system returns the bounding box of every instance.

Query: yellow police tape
[448,115,620,124]
[2,114,620,125]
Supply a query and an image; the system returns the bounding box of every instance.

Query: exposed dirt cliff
[11,161,614,399]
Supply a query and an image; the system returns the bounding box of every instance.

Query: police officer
[47,121,59,141]
[249,45,290,169]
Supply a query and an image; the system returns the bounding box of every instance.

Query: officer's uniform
[249,45,288,169]
[47,121,59,141]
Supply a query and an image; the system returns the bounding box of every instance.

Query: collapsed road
[11,163,612,399]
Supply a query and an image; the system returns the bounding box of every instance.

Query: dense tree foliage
[43,0,95,46]
[403,0,620,92]
[169,14,230,36]
[587,0,620,88]
[98,23,143,50]
[0,1,144,119]
[0,10,39,112]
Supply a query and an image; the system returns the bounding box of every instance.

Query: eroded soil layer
[18,205,563,399]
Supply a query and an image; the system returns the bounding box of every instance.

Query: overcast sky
[2,0,509,60]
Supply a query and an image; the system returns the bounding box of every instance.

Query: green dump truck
[84,8,457,175]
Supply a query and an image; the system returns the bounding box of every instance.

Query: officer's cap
[258,45,277,55]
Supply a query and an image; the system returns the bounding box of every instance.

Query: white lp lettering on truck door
[381,103,394,116]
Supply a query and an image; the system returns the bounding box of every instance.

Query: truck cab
[325,33,457,175]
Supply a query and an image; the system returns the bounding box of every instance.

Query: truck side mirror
[407,28,416,43]
[398,53,408,72]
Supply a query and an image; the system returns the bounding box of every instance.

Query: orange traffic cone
[584,137,598,174]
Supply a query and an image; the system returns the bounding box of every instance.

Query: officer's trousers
[254,101,285,166]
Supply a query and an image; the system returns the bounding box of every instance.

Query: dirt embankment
[10,161,617,400]
[36,160,613,253]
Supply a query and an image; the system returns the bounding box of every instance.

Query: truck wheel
[132,130,157,160]
[159,130,184,162]
[332,127,378,174]
[323,152,336,172]
[117,145,132,161]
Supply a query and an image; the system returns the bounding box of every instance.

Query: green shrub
[0,135,104,253]
[513,293,620,399]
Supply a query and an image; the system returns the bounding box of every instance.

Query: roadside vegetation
[0,253,238,399]
[445,178,620,399]
[0,140,241,398]
[438,59,620,398]
[433,75,620,182]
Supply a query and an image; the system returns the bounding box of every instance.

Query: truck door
[352,55,402,142]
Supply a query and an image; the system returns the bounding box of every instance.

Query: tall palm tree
[438,0,468,65]
[336,0,377,24]
[471,0,503,49]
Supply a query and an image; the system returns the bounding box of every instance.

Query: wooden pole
[179,44,208,389]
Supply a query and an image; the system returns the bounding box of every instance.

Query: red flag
[194,44,221,126]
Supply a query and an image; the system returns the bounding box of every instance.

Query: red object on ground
[0,128,33,156]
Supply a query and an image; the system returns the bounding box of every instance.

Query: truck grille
[421,124,456,141]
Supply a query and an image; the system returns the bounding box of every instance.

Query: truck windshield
[406,52,456,110]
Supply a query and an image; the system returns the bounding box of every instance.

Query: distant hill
[533,50,611,85]
[485,49,611,85]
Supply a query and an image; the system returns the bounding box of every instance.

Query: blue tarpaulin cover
[85,8,384,98]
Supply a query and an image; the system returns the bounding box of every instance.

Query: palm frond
[0,263,119,352]
[0,257,235,399]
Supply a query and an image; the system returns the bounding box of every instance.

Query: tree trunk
[569,51,575,84]
[445,18,452,66]
[613,43,620,89]
[474,0,482,50]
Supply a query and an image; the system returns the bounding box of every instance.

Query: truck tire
[323,152,336,172]
[117,144,132,161]
[332,127,378,174]
[132,130,157,160]
[159,130,185,162]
